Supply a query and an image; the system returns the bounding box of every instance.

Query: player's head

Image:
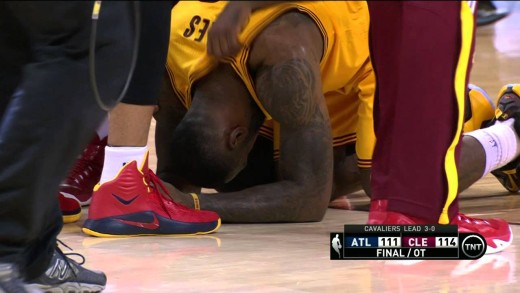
[169,64,265,188]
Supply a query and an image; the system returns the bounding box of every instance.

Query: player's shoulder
[248,11,322,69]
[256,11,319,48]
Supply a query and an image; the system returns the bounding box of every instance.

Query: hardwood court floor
[60,6,520,293]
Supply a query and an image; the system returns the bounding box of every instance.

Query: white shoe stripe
[485,226,513,254]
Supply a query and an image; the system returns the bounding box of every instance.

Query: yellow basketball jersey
[167,1,375,167]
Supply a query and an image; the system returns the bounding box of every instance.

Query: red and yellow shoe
[59,134,106,206]
[368,202,513,254]
[82,153,221,237]
[59,193,82,224]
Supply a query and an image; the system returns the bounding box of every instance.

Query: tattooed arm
[172,12,332,223]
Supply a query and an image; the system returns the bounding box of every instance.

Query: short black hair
[169,102,265,188]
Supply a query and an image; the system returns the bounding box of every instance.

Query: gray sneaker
[0,263,41,293]
[26,248,106,293]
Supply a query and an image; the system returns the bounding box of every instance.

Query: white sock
[99,146,148,184]
[465,119,520,177]
[96,116,109,139]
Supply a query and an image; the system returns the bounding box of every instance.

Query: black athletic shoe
[477,0,510,27]
[0,263,40,293]
[27,245,106,293]
[491,84,520,193]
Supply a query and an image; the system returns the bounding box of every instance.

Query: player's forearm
[166,179,327,222]
[194,129,333,223]
[164,173,329,223]
[198,180,330,223]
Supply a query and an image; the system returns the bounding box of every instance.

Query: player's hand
[163,181,194,208]
[207,2,252,59]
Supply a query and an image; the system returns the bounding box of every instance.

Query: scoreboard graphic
[330,225,486,260]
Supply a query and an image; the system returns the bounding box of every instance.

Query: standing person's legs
[368,1,472,223]
[367,1,512,253]
[58,1,176,222]
[0,1,133,289]
[101,1,177,182]
[0,1,47,281]
[83,1,221,238]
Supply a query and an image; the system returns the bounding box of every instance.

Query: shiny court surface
[61,6,520,293]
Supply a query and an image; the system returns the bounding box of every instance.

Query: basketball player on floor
[78,1,513,254]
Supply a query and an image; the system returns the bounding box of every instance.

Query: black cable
[89,1,141,111]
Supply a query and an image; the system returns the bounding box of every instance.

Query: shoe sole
[81,213,221,238]
[27,282,104,293]
[485,225,513,254]
[59,192,83,224]
[477,12,510,26]
[62,213,81,224]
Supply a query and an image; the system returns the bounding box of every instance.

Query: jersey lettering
[183,15,211,42]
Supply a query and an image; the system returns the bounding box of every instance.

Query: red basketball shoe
[82,153,221,237]
[59,193,82,224]
[456,214,512,254]
[368,202,513,254]
[59,134,107,206]
[367,199,388,224]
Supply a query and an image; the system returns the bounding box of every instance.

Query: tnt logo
[460,234,486,259]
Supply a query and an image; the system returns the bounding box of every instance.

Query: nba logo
[330,233,343,260]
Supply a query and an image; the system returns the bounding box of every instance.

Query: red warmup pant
[368,1,476,223]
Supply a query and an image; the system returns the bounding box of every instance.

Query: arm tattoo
[256,58,323,127]
[188,51,332,222]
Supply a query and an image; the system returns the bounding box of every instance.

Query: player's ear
[228,126,248,149]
